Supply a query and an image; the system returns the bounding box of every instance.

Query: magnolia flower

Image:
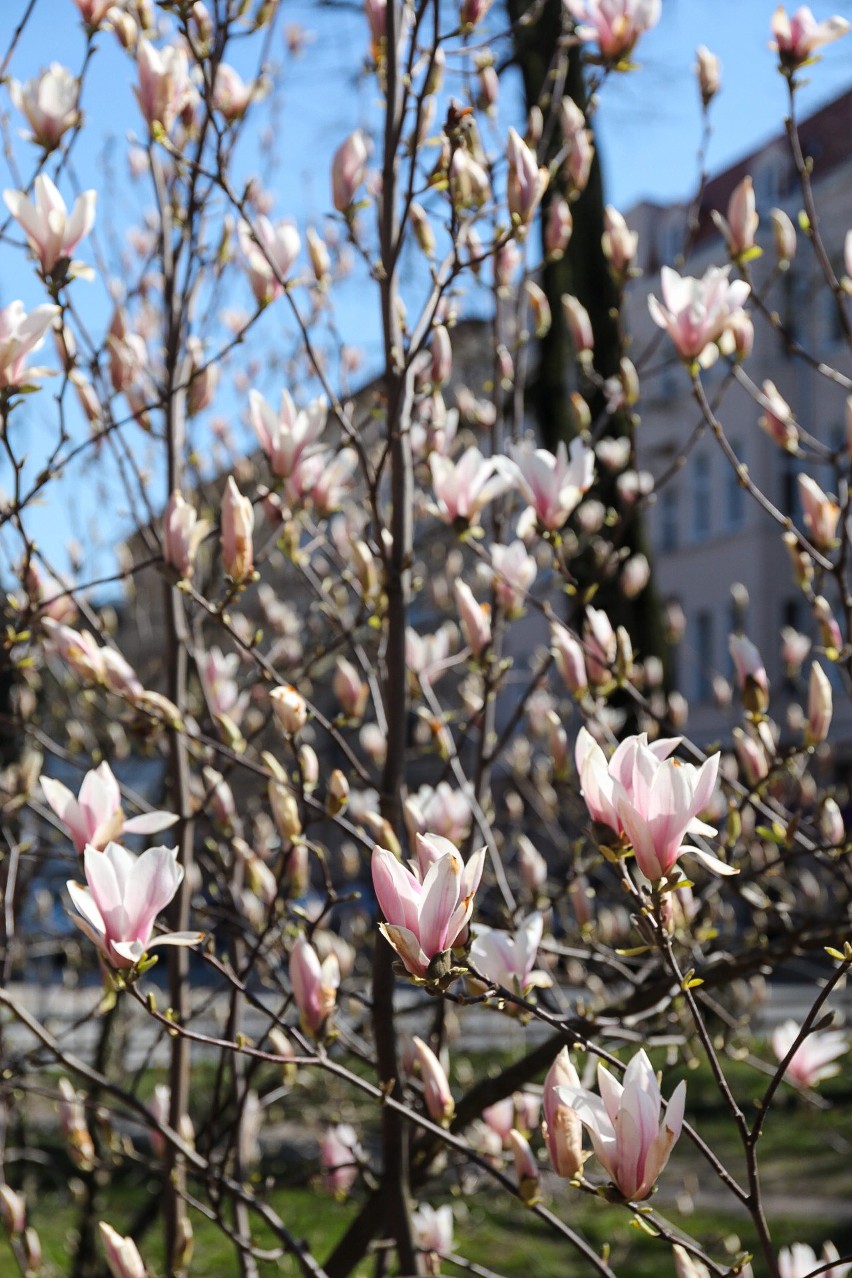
[798,473,840,548]
[560,97,594,193]
[412,1203,454,1258]
[648,265,750,366]
[771,1019,847,1088]
[67,842,202,969]
[454,579,492,657]
[485,541,537,617]
[602,205,638,276]
[58,1077,94,1171]
[449,149,491,210]
[41,762,176,855]
[9,64,80,149]
[779,1242,850,1278]
[270,684,308,734]
[135,39,194,133]
[429,447,513,528]
[287,448,357,513]
[470,912,551,994]
[558,1049,685,1200]
[221,476,254,582]
[250,388,326,479]
[371,834,485,979]
[566,0,661,64]
[211,63,256,121]
[551,625,588,694]
[413,1036,454,1124]
[545,195,573,259]
[0,300,60,389]
[200,646,249,725]
[238,217,301,304]
[4,176,96,276]
[43,619,143,699]
[759,380,799,452]
[405,783,471,844]
[99,1222,146,1278]
[729,633,769,712]
[163,490,210,578]
[583,606,616,684]
[711,175,759,260]
[290,936,339,1037]
[506,127,548,230]
[510,437,595,532]
[331,131,368,212]
[770,6,850,71]
[542,1048,584,1178]
[562,294,594,364]
[695,45,721,106]
[321,1124,362,1195]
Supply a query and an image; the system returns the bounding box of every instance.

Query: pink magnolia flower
[648,265,750,366]
[331,131,368,213]
[200,646,249,725]
[454,579,492,658]
[67,841,202,969]
[506,127,548,230]
[566,0,661,64]
[485,541,537,617]
[759,380,799,452]
[413,1036,454,1124]
[510,437,595,532]
[74,0,113,25]
[238,217,301,304]
[333,656,368,720]
[779,1242,850,1278]
[42,619,143,699]
[321,1124,362,1195]
[4,176,96,276]
[250,388,326,479]
[412,1204,454,1258]
[551,624,588,694]
[371,834,485,979]
[798,473,840,548]
[9,64,80,149]
[729,633,769,711]
[221,476,254,582]
[364,0,387,59]
[405,784,471,844]
[429,447,513,528]
[470,912,551,994]
[211,63,256,122]
[449,149,491,210]
[405,627,454,685]
[560,97,594,193]
[41,762,177,855]
[290,935,340,1037]
[770,6,850,71]
[771,1019,847,1088]
[135,39,194,134]
[602,205,638,276]
[99,1222,146,1278]
[807,661,833,745]
[287,448,357,513]
[0,300,60,389]
[163,490,210,578]
[542,1048,584,1178]
[583,605,616,684]
[557,1049,685,1200]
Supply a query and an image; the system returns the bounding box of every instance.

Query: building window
[659,485,678,552]
[694,611,713,703]
[725,441,745,530]
[693,453,711,541]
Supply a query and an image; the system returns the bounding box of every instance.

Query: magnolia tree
[0,1,850,1277]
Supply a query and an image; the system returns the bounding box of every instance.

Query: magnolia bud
[270,685,307,734]
[0,1186,25,1237]
[430,324,452,387]
[327,769,350,816]
[509,1129,540,1205]
[695,45,720,107]
[409,202,436,256]
[413,1036,454,1125]
[806,661,832,745]
[544,195,572,261]
[99,1222,146,1278]
[561,294,594,367]
[525,281,551,338]
[820,797,845,846]
[270,781,303,842]
[733,726,769,786]
[333,657,368,720]
[331,130,368,213]
[23,1227,41,1277]
[769,207,797,266]
[298,744,319,791]
[221,476,254,582]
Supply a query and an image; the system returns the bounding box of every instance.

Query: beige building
[625,88,852,754]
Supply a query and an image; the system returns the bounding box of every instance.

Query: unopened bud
[269,781,302,842]
[409,202,436,257]
[806,661,833,745]
[270,685,307,734]
[769,207,797,267]
[695,45,720,107]
[525,281,551,338]
[561,294,594,367]
[327,769,350,816]
[820,797,845,846]
[0,1186,25,1237]
[509,1129,540,1205]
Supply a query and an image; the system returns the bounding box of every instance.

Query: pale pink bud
[814,595,843,651]
[562,293,594,366]
[409,202,436,256]
[759,381,798,452]
[99,1221,146,1278]
[413,1036,454,1124]
[186,337,218,417]
[306,227,331,284]
[542,1048,583,1178]
[806,661,832,745]
[430,325,453,386]
[544,196,573,260]
[798,474,839,548]
[74,0,113,24]
[729,634,769,712]
[321,1124,361,1195]
[412,1204,454,1259]
[237,217,300,303]
[9,64,80,149]
[621,553,650,599]
[0,1186,26,1237]
[270,685,307,734]
[509,1129,540,1204]
[24,1227,41,1276]
[820,797,845,845]
[560,97,594,193]
[770,207,797,265]
[328,768,349,815]
[673,1245,712,1278]
[163,490,209,578]
[331,131,368,213]
[333,656,368,720]
[602,205,638,277]
[733,726,769,786]
[583,606,616,685]
[525,281,552,338]
[454,579,491,658]
[449,149,491,210]
[517,835,547,893]
[211,63,254,122]
[364,0,386,59]
[695,45,721,106]
[221,476,254,581]
[551,624,588,694]
[477,62,499,112]
[506,127,548,231]
[712,175,759,260]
